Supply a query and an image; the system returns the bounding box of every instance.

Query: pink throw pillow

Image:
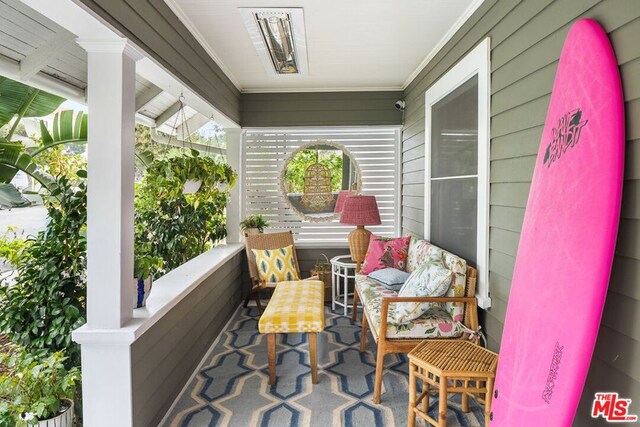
[361,235,411,275]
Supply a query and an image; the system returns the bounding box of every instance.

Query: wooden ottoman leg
[309,332,318,384]
[439,375,448,426]
[359,313,368,352]
[267,333,276,385]
[408,362,416,427]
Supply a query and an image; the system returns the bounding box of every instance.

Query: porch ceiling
[165,0,479,92]
[0,0,211,132]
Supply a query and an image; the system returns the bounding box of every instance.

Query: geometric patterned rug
[161,306,485,426]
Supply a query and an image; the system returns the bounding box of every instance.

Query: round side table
[330,255,357,316]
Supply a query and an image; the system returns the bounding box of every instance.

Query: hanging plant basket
[37,399,74,427]
[183,179,202,194]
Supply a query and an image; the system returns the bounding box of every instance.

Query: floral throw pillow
[391,261,454,323]
[252,245,300,283]
[361,235,410,275]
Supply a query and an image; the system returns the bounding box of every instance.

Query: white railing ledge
[73,243,245,346]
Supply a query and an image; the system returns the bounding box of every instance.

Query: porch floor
[161,306,485,426]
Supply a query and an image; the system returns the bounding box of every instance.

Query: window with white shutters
[242,127,402,246]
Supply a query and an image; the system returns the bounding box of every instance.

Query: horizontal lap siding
[78,0,240,124]
[401,0,640,424]
[131,252,244,427]
[241,91,403,127]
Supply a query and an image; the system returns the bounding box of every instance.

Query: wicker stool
[407,340,498,427]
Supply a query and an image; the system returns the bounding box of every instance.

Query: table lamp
[334,190,355,213]
[339,195,381,270]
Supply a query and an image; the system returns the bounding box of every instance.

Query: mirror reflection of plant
[135,152,237,272]
[0,174,87,366]
[285,150,343,193]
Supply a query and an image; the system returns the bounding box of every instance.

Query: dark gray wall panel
[401,1,640,423]
[78,0,241,124]
[241,91,403,127]
[131,252,243,427]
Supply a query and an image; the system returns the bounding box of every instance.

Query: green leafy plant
[240,215,270,233]
[0,227,31,267]
[134,253,163,280]
[0,349,80,425]
[135,152,237,271]
[0,174,87,365]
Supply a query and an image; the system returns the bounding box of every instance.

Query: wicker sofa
[352,237,478,404]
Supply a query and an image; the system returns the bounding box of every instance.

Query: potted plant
[134,253,163,309]
[0,350,80,426]
[240,214,270,235]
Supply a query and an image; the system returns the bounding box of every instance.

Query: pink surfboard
[490,19,624,426]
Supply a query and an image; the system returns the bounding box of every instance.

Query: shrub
[0,349,80,425]
[0,175,86,365]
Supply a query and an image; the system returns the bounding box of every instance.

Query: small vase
[134,277,153,309]
[245,228,261,235]
[38,399,73,427]
[183,179,202,194]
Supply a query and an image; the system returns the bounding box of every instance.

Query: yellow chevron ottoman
[258,279,325,385]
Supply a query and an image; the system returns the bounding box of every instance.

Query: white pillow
[391,261,453,323]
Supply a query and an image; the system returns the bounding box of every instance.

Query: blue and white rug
[162,306,484,426]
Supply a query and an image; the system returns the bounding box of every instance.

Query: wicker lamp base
[348,226,372,272]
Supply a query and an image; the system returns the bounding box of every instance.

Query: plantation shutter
[243,127,402,246]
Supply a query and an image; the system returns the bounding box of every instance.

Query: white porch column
[225,128,243,243]
[75,38,140,427]
[80,39,139,328]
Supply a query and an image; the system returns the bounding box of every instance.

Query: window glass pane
[431,75,478,178]
[430,178,477,264]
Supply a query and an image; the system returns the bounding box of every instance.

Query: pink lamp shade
[334,190,355,213]
[339,195,381,226]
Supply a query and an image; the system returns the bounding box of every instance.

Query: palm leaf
[0,143,54,190]
[33,110,88,156]
[0,76,65,129]
[0,183,31,208]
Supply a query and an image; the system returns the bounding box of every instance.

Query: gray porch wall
[130,251,244,427]
[77,0,241,124]
[401,0,640,424]
[241,91,403,127]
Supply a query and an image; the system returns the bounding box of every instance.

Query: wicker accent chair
[354,266,479,404]
[244,231,305,312]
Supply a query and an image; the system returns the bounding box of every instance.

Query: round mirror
[280,141,361,222]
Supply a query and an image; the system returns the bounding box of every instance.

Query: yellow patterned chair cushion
[258,280,325,333]
[252,245,300,283]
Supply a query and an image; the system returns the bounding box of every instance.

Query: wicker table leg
[485,376,494,425]
[438,375,448,427]
[461,379,469,412]
[408,362,417,427]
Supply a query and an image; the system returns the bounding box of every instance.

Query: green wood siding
[241,91,403,127]
[78,0,241,124]
[401,1,640,423]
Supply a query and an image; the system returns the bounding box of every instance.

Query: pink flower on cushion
[361,235,411,275]
[438,322,453,333]
[454,314,463,322]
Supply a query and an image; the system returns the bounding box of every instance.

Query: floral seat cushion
[355,275,464,339]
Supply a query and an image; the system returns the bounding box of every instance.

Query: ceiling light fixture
[240,8,308,77]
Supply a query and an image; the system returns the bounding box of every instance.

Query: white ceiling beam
[0,55,85,102]
[20,31,76,80]
[150,128,226,155]
[154,101,181,128]
[135,85,163,111]
[175,113,210,139]
[135,113,156,128]
[136,58,239,129]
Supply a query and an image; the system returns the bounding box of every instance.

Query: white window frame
[424,38,491,309]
